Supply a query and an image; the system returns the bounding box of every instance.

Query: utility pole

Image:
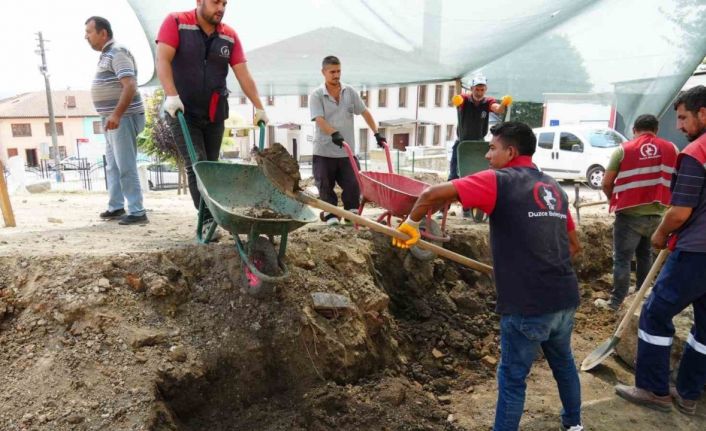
[36,31,61,182]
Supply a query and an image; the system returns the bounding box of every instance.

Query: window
[45,122,64,136]
[418,85,427,107]
[11,123,31,137]
[433,125,441,145]
[434,85,443,107]
[398,87,407,107]
[65,95,76,108]
[446,124,455,141]
[360,90,369,107]
[239,96,247,105]
[48,145,67,160]
[268,125,275,146]
[378,89,387,108]
[300,95,308,108]
[93,121,103,134]
[7,148,18,158]
[537,132,554,150]
[584,130,624,148]
[359,128,369,153]
[25,149,38,167]
[417,125,426,146]
[447,85,456,107]
[266,95,275,106]
[378,128,386,138]
[559,132,583,152]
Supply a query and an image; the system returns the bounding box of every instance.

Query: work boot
[615,384,672,412]
[670,386,697,416]
[100,208,125,219]
[118,214,149,225]
[594,298,619,311]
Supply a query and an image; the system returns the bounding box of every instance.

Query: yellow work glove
[452,94,464,107]
[392,218,421,249]
[501,95,513,106]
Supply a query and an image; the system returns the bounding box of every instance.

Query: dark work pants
[313,155,360,216]
[168,115,224,211]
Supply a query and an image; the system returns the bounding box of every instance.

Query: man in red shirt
[394,121,583,431]
[156,0,267,232]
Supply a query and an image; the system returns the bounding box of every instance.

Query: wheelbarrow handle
[380,141,394,173]
[177,111,199,165]
[341,141,365,191]
[257,121,266,151]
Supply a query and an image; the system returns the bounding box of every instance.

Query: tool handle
[295,191,493,274]
[258,121,265,151]
[614,249,669,338]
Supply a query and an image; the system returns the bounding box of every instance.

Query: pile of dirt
[7,210,685,430]
[255,143,302,193]
[231,205,290,220]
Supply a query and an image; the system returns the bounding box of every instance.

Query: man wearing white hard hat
[447,75,512,217]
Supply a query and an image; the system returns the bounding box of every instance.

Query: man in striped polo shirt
[85,16,147,225]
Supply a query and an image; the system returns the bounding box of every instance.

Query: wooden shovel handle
[295,191,493,274]
[614,249,669,338]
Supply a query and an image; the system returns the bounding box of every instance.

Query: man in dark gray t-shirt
[309,56,385,225]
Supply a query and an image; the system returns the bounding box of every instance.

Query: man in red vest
[615,85,706,415]
[594,114,678,311]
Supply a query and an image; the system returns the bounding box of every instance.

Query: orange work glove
[452,94,464,107]
[392,218,421,249]
[501,95,513,106]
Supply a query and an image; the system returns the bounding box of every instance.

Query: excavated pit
[0,221,618,430]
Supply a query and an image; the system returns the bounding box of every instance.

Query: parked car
[532,125,627,189]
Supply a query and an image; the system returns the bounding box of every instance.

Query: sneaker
[670,386,697,415]
[100,208,125,219]
[561,425,584,431]
[594,298,619,311]
[341,209,358,226]
[615,384,672,412]
[462,209,471,218]
[118,214,149,225]
[326,217,340,226]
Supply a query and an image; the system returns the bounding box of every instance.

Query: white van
[532,125,627,189]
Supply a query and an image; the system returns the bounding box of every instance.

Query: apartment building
[0,91,106,166]
[229,81,462,160]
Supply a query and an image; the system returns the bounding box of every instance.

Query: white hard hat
[471,75,487,87]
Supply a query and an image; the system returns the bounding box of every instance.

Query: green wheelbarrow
[177,112,317,296]
[456,139,490,223]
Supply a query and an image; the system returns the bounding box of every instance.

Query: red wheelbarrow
[341,141,450,261]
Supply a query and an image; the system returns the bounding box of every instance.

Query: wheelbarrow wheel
[241,236,281,298]
[410,218,442,261]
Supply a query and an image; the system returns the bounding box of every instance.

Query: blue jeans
[104,113,145,216]
[611,213,661,307]
[494,308,581,431]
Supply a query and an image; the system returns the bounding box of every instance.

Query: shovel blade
[581,336,620,371]
[253,144,301,197]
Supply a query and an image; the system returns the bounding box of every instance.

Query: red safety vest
[610,133,678,213]
[667,133,706,250]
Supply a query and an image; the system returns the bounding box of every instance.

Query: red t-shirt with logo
[156,10,246,66]
[451,156,575,231]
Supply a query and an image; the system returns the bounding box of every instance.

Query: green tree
[137,88,179,164]
[474,33,592,103]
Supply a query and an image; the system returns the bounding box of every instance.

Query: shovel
[254,144,493,275]
[580,248,669,371]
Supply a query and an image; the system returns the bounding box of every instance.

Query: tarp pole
[0,160,16,227]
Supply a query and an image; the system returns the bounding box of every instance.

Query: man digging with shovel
[392,121,583,431]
